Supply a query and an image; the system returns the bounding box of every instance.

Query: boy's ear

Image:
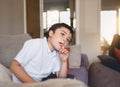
[49,30,54,37]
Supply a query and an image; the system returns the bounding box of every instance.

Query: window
[43,10,70,30]
[100,10,117,45]
[47,10,59,29]
[60,11,70,26]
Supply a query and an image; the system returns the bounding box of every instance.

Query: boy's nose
[63,38,67,42]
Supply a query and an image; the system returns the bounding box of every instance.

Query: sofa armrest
[89,62,120,87]
[81,53,89,68]
[0,79,87,87]
[68,67,88,85]
[68,53,89,84]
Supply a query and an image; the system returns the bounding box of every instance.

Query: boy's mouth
[59,42,64,47]
[59,42,70,51]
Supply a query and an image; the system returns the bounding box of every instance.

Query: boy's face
[48,27,72,51]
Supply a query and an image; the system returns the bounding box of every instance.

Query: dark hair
[44,23,74,42]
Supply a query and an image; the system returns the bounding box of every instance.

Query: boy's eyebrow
[61,30,67,34]
[61,30,72,40]
[61,29,70,34]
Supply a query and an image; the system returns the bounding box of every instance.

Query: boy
[10,23,74,83]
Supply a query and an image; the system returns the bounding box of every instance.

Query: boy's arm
[57,61,67,78]
[57,48,69,78]
[10,60,36,83]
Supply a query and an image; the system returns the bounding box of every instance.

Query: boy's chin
[55,47,60,51]
[58,48,61,51]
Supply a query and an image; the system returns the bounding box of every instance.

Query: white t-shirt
[12,37,60,83]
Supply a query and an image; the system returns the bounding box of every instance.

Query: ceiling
[44,0,68,3]
[102,0,120,10]
[43,0,120,11]
[44,0,69,11]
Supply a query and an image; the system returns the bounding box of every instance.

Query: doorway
[26,0,40,38]
[43,0,75,36]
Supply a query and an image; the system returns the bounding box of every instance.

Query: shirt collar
[43,37,57,54]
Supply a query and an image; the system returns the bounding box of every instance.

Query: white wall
[75,0,101,64]
[0,0,24,35]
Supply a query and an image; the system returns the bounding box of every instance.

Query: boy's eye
[61,32,65,36]
[67,39,71,43]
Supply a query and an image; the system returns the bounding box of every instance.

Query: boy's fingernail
[65,47,70,51]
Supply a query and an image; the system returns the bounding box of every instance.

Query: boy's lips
[59,42,64,47]
[59,42,70,51]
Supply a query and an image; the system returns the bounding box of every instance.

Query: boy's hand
[59,47,70,63]
[58,47,70,78]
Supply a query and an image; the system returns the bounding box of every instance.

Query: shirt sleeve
[14,39,37,66]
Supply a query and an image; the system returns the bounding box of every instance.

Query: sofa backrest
[0,34,32,68]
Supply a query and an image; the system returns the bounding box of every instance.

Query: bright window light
[47,10,59,29]
[101,10,116,45]
[60,11,70,26]
[43,12,47,29]
[43,10,71,30]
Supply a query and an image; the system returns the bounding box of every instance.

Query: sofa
[0,34,89,87]
[88,34,120,87]
[89,62,120,87]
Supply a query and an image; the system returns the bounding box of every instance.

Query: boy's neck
[47,37,54,52]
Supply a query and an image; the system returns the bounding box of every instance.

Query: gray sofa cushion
[0,79,87,87]
[0,34,31,68]
[98,55,120,72]
[0,63,12,82]
[69,44,81,68]
[89,62,120,87]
